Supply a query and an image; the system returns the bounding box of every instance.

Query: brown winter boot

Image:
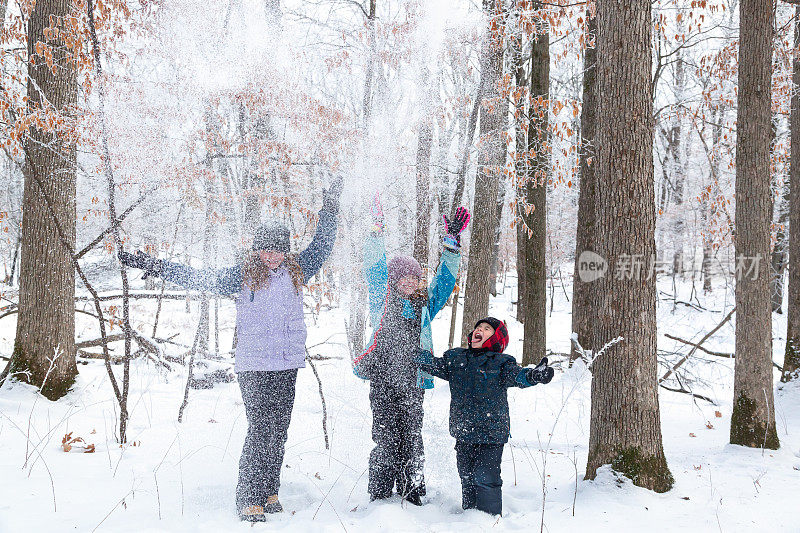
[264,494,283,514]
[238,504,266,522]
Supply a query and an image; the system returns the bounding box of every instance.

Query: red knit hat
[468,317,509,353]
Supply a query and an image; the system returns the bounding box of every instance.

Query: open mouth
[472,332,484,344]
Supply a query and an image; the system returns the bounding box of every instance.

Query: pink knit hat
[387,255,422,284]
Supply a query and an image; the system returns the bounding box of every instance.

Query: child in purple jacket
[119,178,342,522]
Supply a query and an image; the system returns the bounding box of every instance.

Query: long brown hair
[242,252,305,294]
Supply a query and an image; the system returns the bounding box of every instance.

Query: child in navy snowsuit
[119,178,343,522]
[353,198,470,505]
[419,317,554,515]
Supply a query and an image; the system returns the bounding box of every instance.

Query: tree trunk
[730,0,779,449]
[570,7,597,363]
[517,15,549,367]
[265,0,280,25]
[413,66,433,272]
[770,176,789,313]
[701,108,723,294]
[585,0,673,492]
[460,0,505,346]
[489,178,505,297]
[669,18,687,276]
[513,28,528,323]
[10,0,78,400]
[785,4,800,383]
[362,0,377,132]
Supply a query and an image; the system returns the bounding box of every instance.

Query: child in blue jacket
[353,198,470,505]
[419,317,554,515]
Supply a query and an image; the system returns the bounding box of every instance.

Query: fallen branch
[78,350,123,363]
[76,335,127,349]
[306,354,343,361]
[659,307,735,383]
[659,383,717,405]
[664,333,733,358]
[76,292,221,302]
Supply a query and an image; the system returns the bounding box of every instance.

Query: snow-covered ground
[1,275,799,532]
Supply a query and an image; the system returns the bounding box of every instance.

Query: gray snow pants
[368,382,426,499]
[235,369,297,509]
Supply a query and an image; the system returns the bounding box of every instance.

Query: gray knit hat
[252,221,290,253]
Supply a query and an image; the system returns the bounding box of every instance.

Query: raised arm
[118,251,243,296]
[426,207,470,318]
[296,175,343,284]
[363,230,388,328]
[297,209,338,284]
[425,241,460,319]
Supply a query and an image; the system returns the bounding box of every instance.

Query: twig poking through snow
[306,349,330,450]
[538,335,623,531]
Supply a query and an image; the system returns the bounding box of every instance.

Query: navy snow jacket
[419,347,538,444]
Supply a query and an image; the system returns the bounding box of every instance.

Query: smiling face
[259,250,286,270]
[470,322,496,349]
[396,275,421,297]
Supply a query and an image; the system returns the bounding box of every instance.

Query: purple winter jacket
[233,267,307,372]
[152,209,337,372]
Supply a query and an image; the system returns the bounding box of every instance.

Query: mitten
[369,193,385,233]
[442,207,471,249]
[416,349,433,366]
[527,357,554,385]
[118,250,163,279]
[321,174,344,214]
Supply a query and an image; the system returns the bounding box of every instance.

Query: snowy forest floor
[1,273,799,532]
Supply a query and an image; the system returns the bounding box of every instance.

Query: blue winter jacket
[353,232,461,389]
[420,347,538,443]
[151,208,337,372]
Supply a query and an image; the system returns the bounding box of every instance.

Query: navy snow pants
[455,441,504,515]
[368,383,426,499]
[235,369,297,510]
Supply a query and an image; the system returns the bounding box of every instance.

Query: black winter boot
[402,490,423,506]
